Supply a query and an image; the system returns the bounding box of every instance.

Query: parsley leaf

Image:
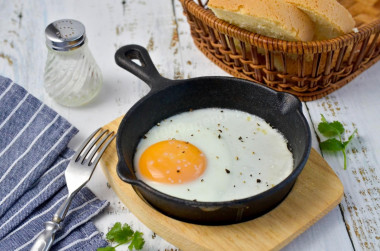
[98,222,145,251]
[321,114,327,123]
[320,138,344,151]
[318,115,344,138]
[317,114,357,170]
[128,231,145,250]
[344,130,356,147]
[106,222,134,244]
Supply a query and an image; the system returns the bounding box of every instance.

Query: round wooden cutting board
[100,116,344,251]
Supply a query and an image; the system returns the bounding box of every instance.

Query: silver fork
[31,128,116,251]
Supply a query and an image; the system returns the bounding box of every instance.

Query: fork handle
[30,221,60,251]
[53,192,76,222]
[31,192,76,251]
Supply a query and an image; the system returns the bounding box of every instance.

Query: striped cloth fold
[0,149,72,239]
[0,76,109,250]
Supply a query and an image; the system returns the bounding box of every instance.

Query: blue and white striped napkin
[0,76,109,250]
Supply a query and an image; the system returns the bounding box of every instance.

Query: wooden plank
[172,0,228,79]
[0,0,47,100]
[283,104,354,251]
[305,63,380,250]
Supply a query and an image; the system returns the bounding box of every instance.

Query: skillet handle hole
[131,58,143,67]
[115,44,173,91]
[126,50,145,67]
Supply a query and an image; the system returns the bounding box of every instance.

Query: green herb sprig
[98,222,145,251]
[317,114,357,170]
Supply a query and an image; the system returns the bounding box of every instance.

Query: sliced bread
[284,0,356,40]
[208,0,315,41]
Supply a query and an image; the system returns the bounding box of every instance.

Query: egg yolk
[138,140,207,184]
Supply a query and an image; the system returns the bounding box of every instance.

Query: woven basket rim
[181,0,380,54]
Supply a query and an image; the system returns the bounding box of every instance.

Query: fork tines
[74,128,116,166]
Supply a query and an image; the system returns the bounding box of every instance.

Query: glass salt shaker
[44,19,103,107]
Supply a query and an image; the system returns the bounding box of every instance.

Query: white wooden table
[1,0,379,250]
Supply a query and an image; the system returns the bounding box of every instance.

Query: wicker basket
[179,0,380,101]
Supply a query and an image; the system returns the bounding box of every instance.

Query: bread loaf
[284,0,355,40]
[352,0,378,7]
[208,0,315,41]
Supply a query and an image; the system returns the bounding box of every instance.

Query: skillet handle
[116,159,141,186]
[277,92,302,115]
[115,44,169,90]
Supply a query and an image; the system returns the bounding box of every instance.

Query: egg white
[133,108,293,202]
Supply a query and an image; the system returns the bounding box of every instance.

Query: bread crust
[284,0,355,39]
[208,0,315,41]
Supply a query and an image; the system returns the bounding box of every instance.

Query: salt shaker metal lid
[45,19,86,51]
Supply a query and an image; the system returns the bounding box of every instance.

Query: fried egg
[133,108,293,202]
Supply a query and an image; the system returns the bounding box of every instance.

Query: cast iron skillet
[115,44,311,225]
